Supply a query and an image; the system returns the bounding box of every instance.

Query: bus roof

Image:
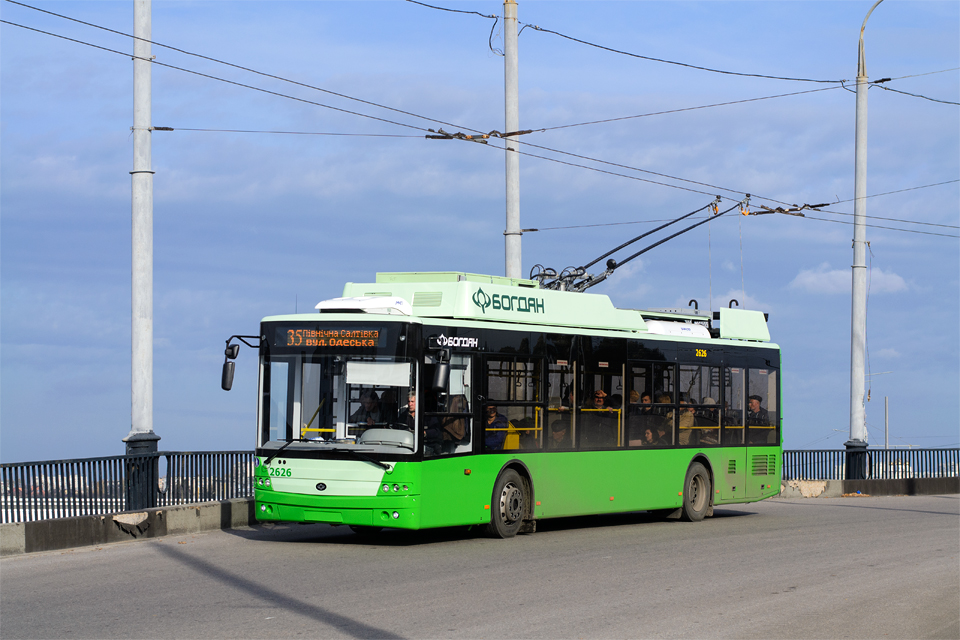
[310,271,773,343]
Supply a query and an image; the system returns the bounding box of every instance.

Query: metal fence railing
[782,448,960,481]
[0,451,255,524]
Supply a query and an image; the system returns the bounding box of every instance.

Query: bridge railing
[4,448,957,523]
[782,448,960,481]
[0,451,254,524]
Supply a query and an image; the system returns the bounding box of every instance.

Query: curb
[780,477,960,498]
[0,498,254,556]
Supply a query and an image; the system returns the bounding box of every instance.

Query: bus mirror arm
[221,335,260,391]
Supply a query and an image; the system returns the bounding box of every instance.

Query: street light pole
[503,0,521,279]
[124,0,159,456]
[846,0,884,478]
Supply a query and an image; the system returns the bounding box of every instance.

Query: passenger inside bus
[640,427,657,446]
[627,392,662,446]
[547,420,571,449]
[349,390,382,427]
[399,392,416,429]
[747,395,776,444]
[697,397,720,445]
[747,395,770,426]
[484,404,509,450]
[655,394,673,444]
[676,399,697,445]
[440,394,469,454]
[581,389,617,448]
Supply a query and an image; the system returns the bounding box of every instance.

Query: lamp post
[124,0,160,458]
[503,0,521,279]
[846,0,884,479]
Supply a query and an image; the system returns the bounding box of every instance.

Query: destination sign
[273,327,384,349]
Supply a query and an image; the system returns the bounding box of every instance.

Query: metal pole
[125,0,159,456]
[503,0,521,279]
[845,0,883,478]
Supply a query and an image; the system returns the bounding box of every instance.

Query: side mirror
[431,348,451,392]
[221,361,235,391]
[225,344,240,359]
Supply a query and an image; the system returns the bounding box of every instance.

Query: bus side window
[746,368,778,444]
[484,358,544,452]
[433,354,473,456]
[723,367,745,445]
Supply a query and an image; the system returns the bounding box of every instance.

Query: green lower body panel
[254,446,782,531]
[256,489,422,529]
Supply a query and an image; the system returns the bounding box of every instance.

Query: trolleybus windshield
[259,322,417,455]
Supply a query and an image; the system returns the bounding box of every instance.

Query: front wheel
[486,469,526,538]
[681,462,711,522]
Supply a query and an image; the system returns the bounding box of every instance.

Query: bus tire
[487,469,525,538]
[680,462,711,522]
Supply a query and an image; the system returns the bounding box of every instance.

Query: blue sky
[1,0,957,463]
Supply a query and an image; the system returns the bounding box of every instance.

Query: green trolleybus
[222,272,781,538]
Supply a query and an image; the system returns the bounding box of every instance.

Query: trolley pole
[846,0,884,479]
[503,0,522,279]
[124,0,160,457]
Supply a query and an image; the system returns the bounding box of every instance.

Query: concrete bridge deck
[1,494,957,639]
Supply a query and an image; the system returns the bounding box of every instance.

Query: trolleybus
[222,271,781,537]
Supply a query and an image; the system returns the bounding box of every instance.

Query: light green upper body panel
[262,272,774,345]
[345,271,648,333]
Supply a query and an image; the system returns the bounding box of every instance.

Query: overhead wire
[534,86,843,133]
[520,24,846,84]
[157,127,422,138]
[814,207,959,230]
[0,14,751,202]
[3,0,479,134]
[870,83,959,105]
[403,0,503,55]
[801,215,959,238]
[4,4,956,239]
[0,18,436,135]
[832,180,960,206]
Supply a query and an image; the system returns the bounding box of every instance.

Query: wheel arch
[496,459,536,520]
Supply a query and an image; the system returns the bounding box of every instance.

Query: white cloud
[789,263,908,295]
[873,348,901,359]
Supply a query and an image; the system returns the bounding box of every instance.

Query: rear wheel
[486,469,526,538]
[681,462,711,522]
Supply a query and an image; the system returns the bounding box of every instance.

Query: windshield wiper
[262,438,309,466]
[331,448,391,471]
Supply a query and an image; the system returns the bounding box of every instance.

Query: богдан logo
[472,287,492,314]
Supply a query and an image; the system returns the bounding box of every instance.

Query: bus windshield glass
[259,322,417,454]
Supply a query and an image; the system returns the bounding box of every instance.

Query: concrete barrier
[780,477,959,498]
[0,498,254,556]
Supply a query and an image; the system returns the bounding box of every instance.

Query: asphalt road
[1,495,957,639]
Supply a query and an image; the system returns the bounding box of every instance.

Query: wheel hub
[500,482,523,523]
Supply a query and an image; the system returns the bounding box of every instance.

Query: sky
[1,0,957,463]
